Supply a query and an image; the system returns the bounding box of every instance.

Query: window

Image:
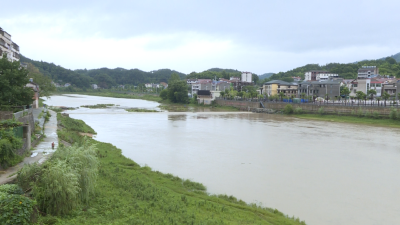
[353,84,358,87]
[376,83,381,87]
[354,89,357,93]
[278,85,280,88]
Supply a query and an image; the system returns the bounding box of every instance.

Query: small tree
[367,89,377,100]
[278,92,285,102]
[382,91,390,107]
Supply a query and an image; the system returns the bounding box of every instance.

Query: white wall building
[304,71,338,81]
[241,72,252,83]
[0,27,20,62]
[358,66,379,79]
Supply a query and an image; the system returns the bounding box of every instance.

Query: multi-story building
[241,72,252,83]
[298,80,341,99]
[304,71,339,81]
[0,27,20,62]
[370,79,382,97]
[350,79,371,97]
[358,66,379,79]
[263,80,298,97]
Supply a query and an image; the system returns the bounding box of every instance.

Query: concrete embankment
[215,99,396,117]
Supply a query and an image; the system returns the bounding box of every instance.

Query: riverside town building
[0,27,20,62]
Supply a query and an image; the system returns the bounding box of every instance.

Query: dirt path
[0,110,58,185]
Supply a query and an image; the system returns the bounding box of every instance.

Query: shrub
[17,162,42,191]
[318,107,325,115]
[389,107,397,120]
[182,179,206,191]
[33,160,80,215]
[0,129,23,168]
[159,89,168,100]
[351,110,355,116]
[373,111,380,119]
[0,194,37,225]
[283,104,294,114]
[365,111,371,118]
[294,107,303,114]
[0,184,23,195]
[357,108,364,117]
[52,142,99,204]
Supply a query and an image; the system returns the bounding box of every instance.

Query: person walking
[51,142,55,149]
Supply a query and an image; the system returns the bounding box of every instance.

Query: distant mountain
[383,52,400,62]
[259,73,274,80]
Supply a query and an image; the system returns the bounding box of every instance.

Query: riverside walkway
[0,110,58,185]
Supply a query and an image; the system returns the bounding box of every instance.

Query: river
[45,94,400,225]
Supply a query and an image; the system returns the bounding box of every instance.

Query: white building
[358,66,379,78]
[241,72,252,83]
[0,27,20,62]
[92,84,98,89]
[304,70,339,81]
[145,83,153,88]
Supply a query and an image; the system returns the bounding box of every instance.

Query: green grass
[294,114,400,128]
[57,113,96,134]
[48,112,306,225]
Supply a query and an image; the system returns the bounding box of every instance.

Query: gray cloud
[2,0,400,73]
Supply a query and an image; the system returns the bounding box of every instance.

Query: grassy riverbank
[293,114,400,128]
[33,115,305,224]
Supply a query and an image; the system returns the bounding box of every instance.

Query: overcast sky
[2,0,400,74]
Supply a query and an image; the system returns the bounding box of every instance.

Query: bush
[0,194,37,225]
[283,104,294,114]
[365,111,371,118]
[34,160,80,215]
[0,184,23,195]
[17,162,42,191]
[294,107,303,114]
[357,107,364,117]
[373,111,380,119]
[159,89,168,100]
[389,107,397,120]
[52,142,99,204]
[318,107,325,115]
[182,179,206,191]
[0,129,23,168]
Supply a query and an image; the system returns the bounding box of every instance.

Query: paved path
[0,110,58,185]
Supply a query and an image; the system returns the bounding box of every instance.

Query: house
[197,90,212,105]
[349,79,371,97]
[370,79,382,97]
[160,82,168,88]
[230,77,240,82]
[64,83,71,87]
[304,70,339,81]
[91,84,98,89]
[263,80,298,97]
[118,85,125,89]
[298,80,341,99]
[25,79,40,108]
[186,79,197,84]
[381,80,398,97]
[145,83,153,88]
[358,66,379,79]
[292,76,301,81]
[0,27,20,62]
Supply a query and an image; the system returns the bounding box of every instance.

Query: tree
[382,91,390,107]
[278,92,285,101]
[166,73,189,103]
[355,91,365,105]
[159,89,168,100]
[26,63,56,97]
[340,86,350,97]
[385,57,396,65]
[367,89,377,100]
[0,55,34,106]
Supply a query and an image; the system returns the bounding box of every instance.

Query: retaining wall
[265,102,393,117]
[215,99,260,110]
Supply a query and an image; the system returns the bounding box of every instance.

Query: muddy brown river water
[45,94,400,225]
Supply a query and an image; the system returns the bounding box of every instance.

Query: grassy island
[1,113,306,224]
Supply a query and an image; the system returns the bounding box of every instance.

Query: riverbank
[293,114,400,128]
[36,114,305,224]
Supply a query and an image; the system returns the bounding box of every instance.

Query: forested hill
[264,56,400,83]
[20,55,186,89]
[75,68,186,88]
[20,55,92,88]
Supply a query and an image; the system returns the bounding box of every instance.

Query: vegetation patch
[57,113,96,134]
[125,108,159,112]
[81,104,115,109]
[295,114,400,128]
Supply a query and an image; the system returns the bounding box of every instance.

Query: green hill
[259,73,274,80]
